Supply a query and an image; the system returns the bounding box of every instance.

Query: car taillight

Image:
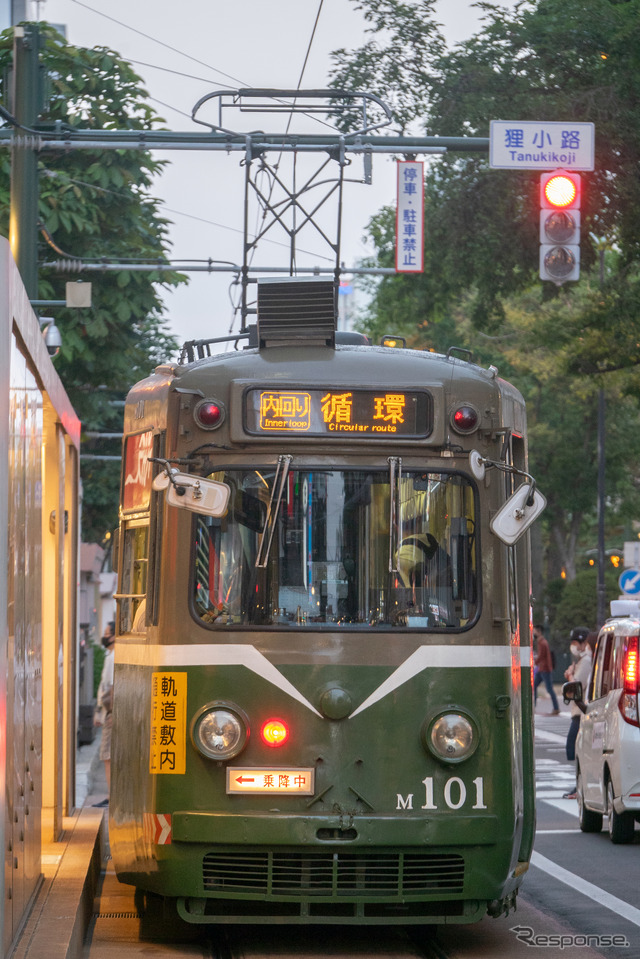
[620,636,639,727]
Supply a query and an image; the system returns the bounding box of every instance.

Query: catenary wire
[68,0,247,88]
[241,0,330,329]
[41,168,334,261]
[65,0,343,336]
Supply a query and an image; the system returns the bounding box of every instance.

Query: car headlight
[426,712,477,763]
[192,703,249,760]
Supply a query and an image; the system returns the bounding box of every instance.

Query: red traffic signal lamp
[539,170,581,285]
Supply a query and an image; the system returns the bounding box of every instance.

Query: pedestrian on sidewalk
[533,625,560,715]
[562,626,593,799]
[93,620,115,804]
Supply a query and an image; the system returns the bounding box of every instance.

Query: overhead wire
[65,0,339,337]
[126,58,232,88]
[40,167,334,261]
[68,0,247,88]
[67,2,338,130]
[239,0,328,330]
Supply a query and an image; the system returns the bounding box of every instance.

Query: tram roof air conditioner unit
[257,277,337,348]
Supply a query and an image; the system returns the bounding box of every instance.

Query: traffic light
[539,170,581,285]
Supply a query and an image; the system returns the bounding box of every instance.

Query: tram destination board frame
[243,387,432,438]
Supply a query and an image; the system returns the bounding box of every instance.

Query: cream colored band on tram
[116,644,532,722]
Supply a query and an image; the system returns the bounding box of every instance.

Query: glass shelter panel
[193,469,477,630]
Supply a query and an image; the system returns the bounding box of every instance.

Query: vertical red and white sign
[395,161,424,273]
[122,429,154,512]
[143,812,172,845]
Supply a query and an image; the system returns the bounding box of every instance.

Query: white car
[563,600,640,844]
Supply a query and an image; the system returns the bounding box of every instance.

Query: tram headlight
[191,703,249,761]
[425,712,477,763]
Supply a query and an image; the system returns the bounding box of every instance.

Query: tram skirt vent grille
[202,852,465,897]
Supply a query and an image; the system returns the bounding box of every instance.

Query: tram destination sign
[489,120,595,170]
[244,388,431,438]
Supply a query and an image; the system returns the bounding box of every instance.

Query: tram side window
[192,468,478,630]
[119,523,149,634]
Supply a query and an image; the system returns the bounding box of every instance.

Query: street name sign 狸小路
[490,121,595,171]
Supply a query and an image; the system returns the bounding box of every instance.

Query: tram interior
[193,468,478,629]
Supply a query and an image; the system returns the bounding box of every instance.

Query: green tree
[333,0,640,325]
[0,24,183,541]
[447,287,640,579]
[330,0,446,133]
[550,569,619,642]
[330,0,640,589]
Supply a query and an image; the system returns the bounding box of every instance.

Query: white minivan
[563,600,640,844]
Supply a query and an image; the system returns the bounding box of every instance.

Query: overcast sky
[16,0,518,348]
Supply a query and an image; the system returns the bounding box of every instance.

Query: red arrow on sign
[235,776,255,784]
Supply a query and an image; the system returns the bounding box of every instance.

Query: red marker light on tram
[451,405,479,434]
[260,719,289,747]
[194,398,225,430]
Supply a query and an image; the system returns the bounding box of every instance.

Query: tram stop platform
[11,736,108,959]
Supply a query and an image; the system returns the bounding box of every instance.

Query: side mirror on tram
[489,482,547,546]
[152,470,230,517]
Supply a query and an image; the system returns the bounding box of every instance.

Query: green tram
[110,279,545,926]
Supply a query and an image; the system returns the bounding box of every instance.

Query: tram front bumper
[172,811,500,846]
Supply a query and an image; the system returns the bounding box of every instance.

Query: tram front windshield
[193,469,477,629]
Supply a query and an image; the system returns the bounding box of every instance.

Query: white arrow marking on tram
[349,645,515,718]
[118,642,530,721]
[117,643,322,716]
[157,814,172,845]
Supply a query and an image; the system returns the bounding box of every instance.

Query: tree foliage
[0,25,183,542]
[330,0,446,133]
[330,0,640,594]
[550,569,619,642]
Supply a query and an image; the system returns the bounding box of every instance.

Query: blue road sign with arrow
[619,568,640,595]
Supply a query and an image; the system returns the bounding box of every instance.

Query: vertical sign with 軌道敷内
[150,672,187,774]
[396,161,424,273]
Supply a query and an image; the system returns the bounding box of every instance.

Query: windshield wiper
[388,456,402,573]
[255,454,293,569]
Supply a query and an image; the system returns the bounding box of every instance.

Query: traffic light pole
[597,387,606,628]
[597,244,607,629]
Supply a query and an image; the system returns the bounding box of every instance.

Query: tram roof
[171,341,522,402]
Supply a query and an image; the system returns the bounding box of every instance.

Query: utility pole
[596,243,607,628]
[9,22,41,298]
